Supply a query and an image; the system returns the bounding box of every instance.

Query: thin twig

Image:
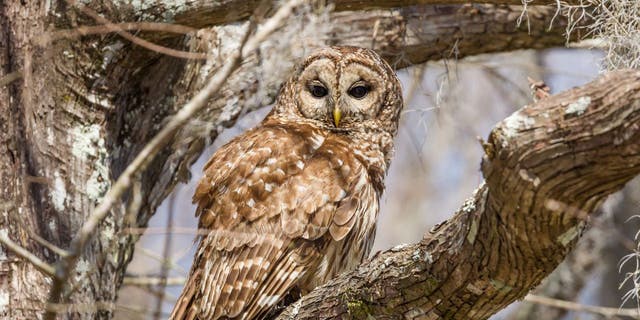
[125,280,179,303]
[124,180,143,227]
[124,226,223,236]
[45,300,171,317]
[403,63,427,105]
[0,71,22,87]
[46,301,116,313]
[122,276,186,286]
[6,201,69,258]
[481,65,531,101]
[136,246,188,274]
[27,229,69,258]
[44,1,303,319]
[524,294,640,318]
[41,22,196,45]
[65,0,209,60]
[153,193,176,320]
[0,232,55,276]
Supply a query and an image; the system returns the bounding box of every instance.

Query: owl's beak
[333,107,342,127]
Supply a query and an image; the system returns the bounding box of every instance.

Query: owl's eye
[348,85,370,99]
[309,85,328,98]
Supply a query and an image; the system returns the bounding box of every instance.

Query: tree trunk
[0,0,606,319]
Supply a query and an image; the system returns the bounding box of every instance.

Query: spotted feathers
[170,46,403,320]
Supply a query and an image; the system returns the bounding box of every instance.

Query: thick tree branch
[50,4,594,67]
[331,4,592,68]
[143,1,586,28]
[276,70,640,319]
[124,4,594,67]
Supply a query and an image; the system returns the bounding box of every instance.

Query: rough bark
[0,0,598,319]
[505,179,640,320]
[138,4,594,68]
[504,216,603,319]
[332,4,591,68]
[276,70,640,320]
[158,0,586,28]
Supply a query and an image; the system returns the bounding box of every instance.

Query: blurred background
[116,47,640,319]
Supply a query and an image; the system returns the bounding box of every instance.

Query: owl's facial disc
[296,57,386,130]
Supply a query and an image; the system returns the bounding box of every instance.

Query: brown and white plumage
[170,46,403,320]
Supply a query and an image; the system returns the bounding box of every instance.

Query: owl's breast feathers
[194,120,388,234]
[171,120,389,320]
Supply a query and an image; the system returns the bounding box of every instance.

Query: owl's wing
[170,123,373,320]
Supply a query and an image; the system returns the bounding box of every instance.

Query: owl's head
[271,46,403,136]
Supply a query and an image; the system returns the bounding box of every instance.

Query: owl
[170,46,403,320]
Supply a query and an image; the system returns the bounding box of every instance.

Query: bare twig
[6,202,69,258]
[123,227,208,235]
[122,276,186,286]
[524,294,640,318]
[45,300,170,317]
[44,1,303,319]
[135,247,188,275]
[481,65,531,101]
[40,22,197,45]
[527,76,551,102]
[123,226,261,236]
[153,194,176,320]
[46,301,116,313]
[0,71,22,87]
[26,229,69,258]
[403,63,427,105]
[65,0,209,60]
[124,180,143,227]
[0,232,55,276]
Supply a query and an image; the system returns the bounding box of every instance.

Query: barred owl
[170,46,403,320]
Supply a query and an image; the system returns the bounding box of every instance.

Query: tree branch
[149,1,586,28]
[276,70,640,319]
[65,0,210,60]
[523,294,640,318]
[133,3,595,67]
[0,71,22,87]
[331,4,592,68]
[122,276,186,286]
[0,232,55,277]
